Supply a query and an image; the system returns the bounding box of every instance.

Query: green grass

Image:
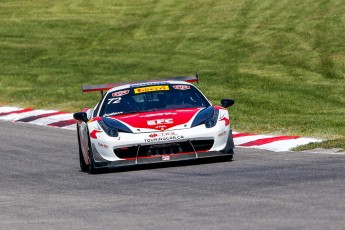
[293,138,345,152]
[0,0,344,150]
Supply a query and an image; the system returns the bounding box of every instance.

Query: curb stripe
[0,108,33,116]
[232,133,256,138]
[233,134,269,146]
[48,119,76,127]
[0,107,22,113]
[239,135,300,147]
[28,114,74,125]
[16,111,67,122]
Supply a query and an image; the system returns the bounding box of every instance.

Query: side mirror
[73,112,89,123]
[220,98,235,108]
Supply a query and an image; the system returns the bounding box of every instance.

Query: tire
[227,149,235,161]
[77,125,88,172]
[224,149,234,161]
[226,154,233,161]
[87,134,98,174]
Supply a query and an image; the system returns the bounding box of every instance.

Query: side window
[93,100,102,117]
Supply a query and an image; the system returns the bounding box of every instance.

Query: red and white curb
[0,106,76,130]
[0,106,321,152]
[232,132,320,152]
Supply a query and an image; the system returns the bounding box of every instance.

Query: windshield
[99,84,211,117]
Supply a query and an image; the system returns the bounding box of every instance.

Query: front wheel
[223,149,234,161]
[87,134,98,174]
[225,154,233,161]
[77,125,88,172]
[227,149,234,161]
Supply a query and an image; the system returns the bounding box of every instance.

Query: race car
[73,75,235,173]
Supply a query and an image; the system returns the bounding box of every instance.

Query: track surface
[1,120,344,229]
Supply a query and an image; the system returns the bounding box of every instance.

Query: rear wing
[81,75,199,94]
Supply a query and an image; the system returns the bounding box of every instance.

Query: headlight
[191,106,219,128]
[205,109,219,128]
[106,128,119,137]
[98,120,119,137]
[97,117,132,137]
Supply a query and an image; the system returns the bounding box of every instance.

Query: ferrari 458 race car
[73,75,235,173]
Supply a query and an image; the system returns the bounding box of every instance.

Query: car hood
[110,108,203,132]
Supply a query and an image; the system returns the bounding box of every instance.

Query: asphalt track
[1,120,345,230]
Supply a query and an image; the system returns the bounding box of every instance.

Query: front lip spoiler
[92,150,234,170]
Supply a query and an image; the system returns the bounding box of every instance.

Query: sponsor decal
[106,111,124,116]
[218,131,227,137]
[149,133,158,138]
[162,155,171,161]
[130,81,168,88]
[147,118,173,126]
[98,142,109,149]
[173,85,190,90]
[134,85,169,94]
[144,135,184,143]
[149,132,177,138]
[112,90,129,97]
[140,112,177,118]
[107,97,121,104]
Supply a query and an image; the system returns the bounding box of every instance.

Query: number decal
[107,97,122,104]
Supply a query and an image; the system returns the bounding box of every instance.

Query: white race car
[73,76,235,173]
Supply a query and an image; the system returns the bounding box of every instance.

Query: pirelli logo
[134,85,169,94]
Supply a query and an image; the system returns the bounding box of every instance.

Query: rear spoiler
[81,75,199,94]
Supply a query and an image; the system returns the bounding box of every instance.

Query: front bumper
[91,129,235,169]
[92,149,233,169]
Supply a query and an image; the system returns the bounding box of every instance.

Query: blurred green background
[0,0,344,149]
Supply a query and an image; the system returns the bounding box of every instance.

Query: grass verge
[0,0,344,150]
[293,138,345,152]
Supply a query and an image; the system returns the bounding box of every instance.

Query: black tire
[226,154,233,161]
[77,125,88,172]
[224,149,234,161]
[87,134,98,174]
